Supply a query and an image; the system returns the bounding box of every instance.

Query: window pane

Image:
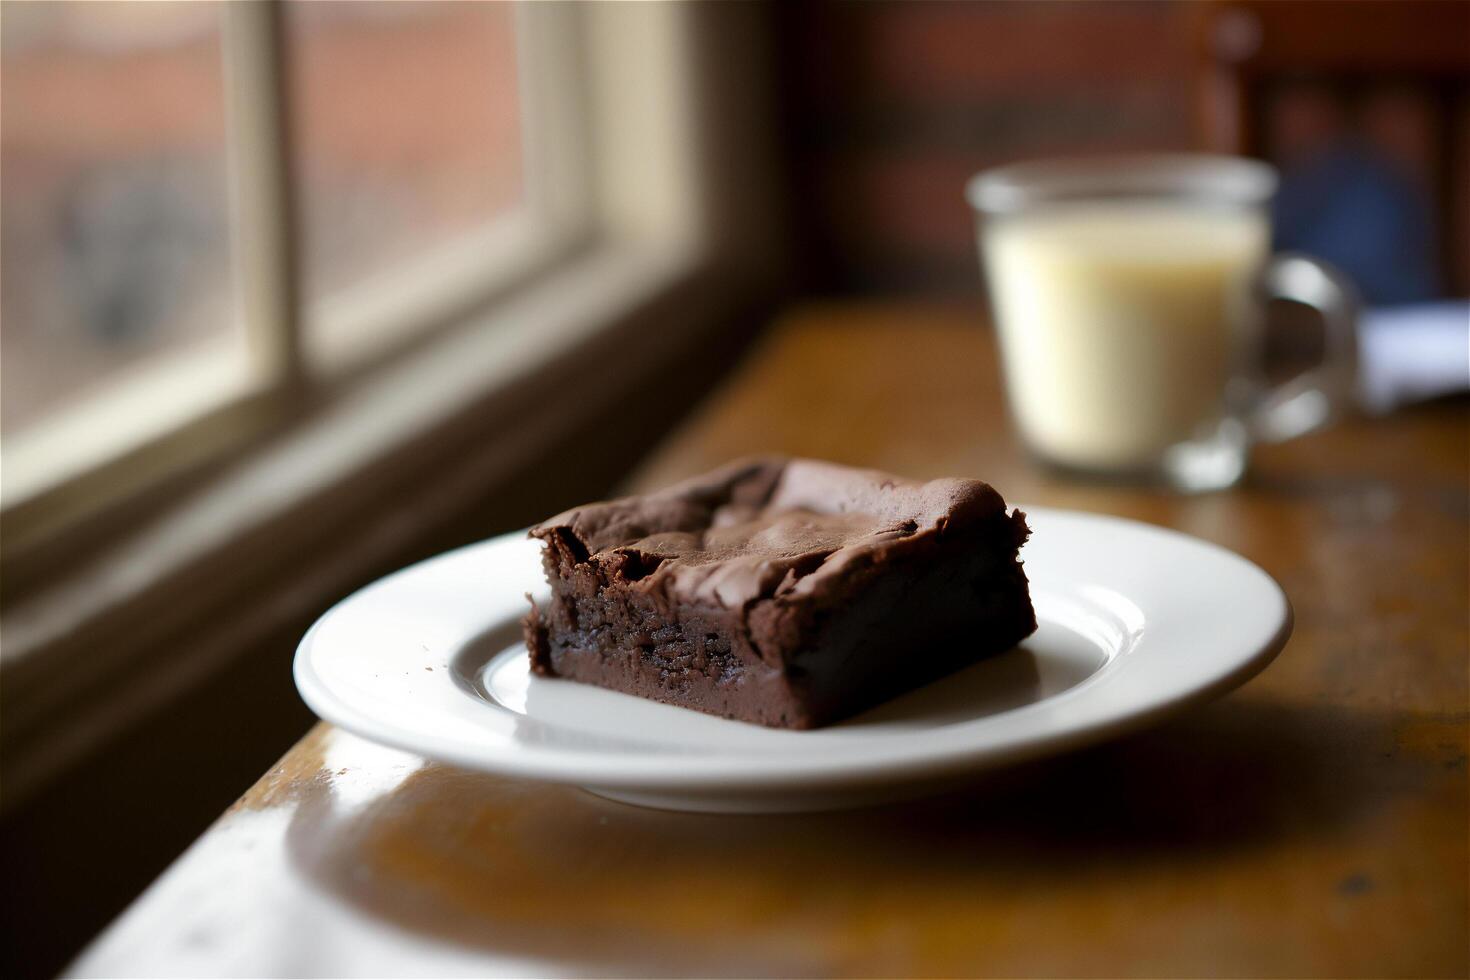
[286,1,524,303]
[0,1,241,438]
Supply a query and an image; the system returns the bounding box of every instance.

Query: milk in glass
[983,203,1269,470]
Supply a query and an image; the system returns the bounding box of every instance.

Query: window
[1,2,250,506]
[286,1,569,367]
[0,0,584,542]
[288,1,523,302]
[0,0,777,812]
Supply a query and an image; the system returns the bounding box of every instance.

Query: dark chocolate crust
[523,457,1037,729]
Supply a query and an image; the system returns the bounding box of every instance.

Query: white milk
[983,203,1269,470]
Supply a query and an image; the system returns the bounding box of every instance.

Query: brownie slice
[522,457,1036,729]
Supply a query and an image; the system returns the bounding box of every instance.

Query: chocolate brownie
[522,457,1036,729]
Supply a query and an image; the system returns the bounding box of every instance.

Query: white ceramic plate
[294,507,1291,813]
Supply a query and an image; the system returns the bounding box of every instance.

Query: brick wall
[776,0,1469,300]
[776,0,1201,296]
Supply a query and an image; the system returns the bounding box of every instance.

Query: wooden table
[72,306,1468,978]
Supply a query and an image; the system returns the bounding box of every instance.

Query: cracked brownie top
[530,456,1014,609]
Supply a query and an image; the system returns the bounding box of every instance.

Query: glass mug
[967,154,1358,492]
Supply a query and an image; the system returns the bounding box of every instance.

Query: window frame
[0,0,784,810]
[1,0,591,559]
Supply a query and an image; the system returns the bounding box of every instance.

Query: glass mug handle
[1251,253,1360,444]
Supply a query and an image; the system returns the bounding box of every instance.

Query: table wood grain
[71,305,1469,978]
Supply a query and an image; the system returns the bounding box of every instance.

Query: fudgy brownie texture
[523,457,1036,729]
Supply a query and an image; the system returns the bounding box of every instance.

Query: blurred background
[1,2,1466,977]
